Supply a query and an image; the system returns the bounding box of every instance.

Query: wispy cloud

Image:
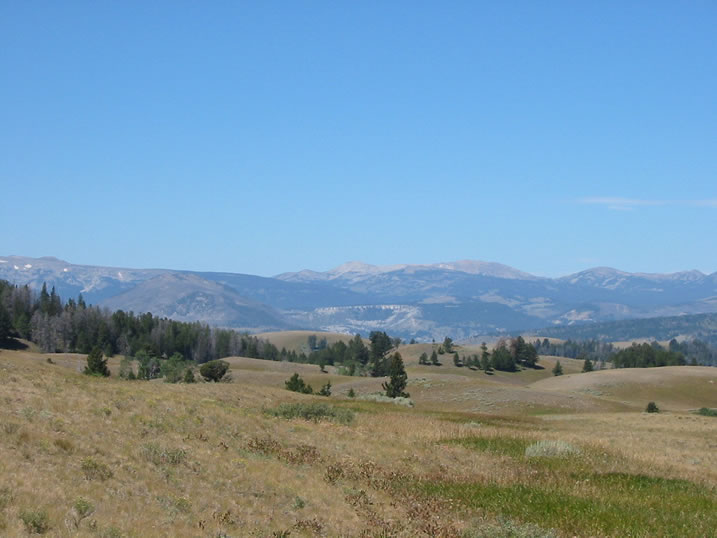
[578,197,717,210]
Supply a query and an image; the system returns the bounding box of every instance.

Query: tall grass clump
[140,443,187,466]
[80,457,113,481]
[525,440,581,458]
[265,402,354,424]
[19,508,50,534]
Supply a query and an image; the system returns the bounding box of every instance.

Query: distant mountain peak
[329,261,409,276]
[314,259,539,280]
[433,260,540,280]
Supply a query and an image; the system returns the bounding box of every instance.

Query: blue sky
[2,2,715,277]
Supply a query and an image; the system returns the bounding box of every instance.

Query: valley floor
[0,347,715,537]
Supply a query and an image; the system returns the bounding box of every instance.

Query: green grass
[264,402,355,424]
[421,473,716,537]
[435,411,541,428]
[447,436,531,458]
[433,433,717,536]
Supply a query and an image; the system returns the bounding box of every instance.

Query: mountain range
[1,255,716,340]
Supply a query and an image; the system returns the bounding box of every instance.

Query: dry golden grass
[0,348,715,537]
[255,331,360,353]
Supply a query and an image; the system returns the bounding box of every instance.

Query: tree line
[0,280,406,380]
[417,336,539,372]
[610,342,688,368]
[0,280,278,363]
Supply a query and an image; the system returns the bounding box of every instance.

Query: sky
[1,1,716,277]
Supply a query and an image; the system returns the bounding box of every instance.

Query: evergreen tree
[0,302,12,342]
[453,353,462,367]
[84,346,110,377]
[369,331,393,376]
[552,360,563,376]
[492,342,517,371]
[183,368,196,383]
[480,343,491,372]
[285,373,313,394]
[442,336,454,354]
[430,349,440,365]
[382,352,409,398]
[347,387,356,398]
[418,352,429,365]
[318,381,332,396]
[582,358,594,372]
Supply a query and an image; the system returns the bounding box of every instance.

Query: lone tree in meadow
[582,357,594,373]
[84,346,110,377]
[383,352,409,398]
[285,372,313,394]
[199,359,230,382]
[552,360,563,376]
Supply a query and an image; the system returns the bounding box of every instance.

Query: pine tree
[582,358,594,372]
[430,349,440,365]
[480,343,491,372]
[318,381,332,396]
[418,352,429,365]
[84,346,110,377]
[382,352,409,398]
[552,360,563,376]
[453,353,462,367]
[347,388,356,398]
[0,302,12,342]
[285,373,313,394]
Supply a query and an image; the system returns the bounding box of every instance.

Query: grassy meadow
[0,341,716,537]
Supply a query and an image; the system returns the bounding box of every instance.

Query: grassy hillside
[255,330,360,354]
[0,349,715,537]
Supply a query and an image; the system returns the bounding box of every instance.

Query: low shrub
[646,402,660,413]
[697,407,717,417]
[199,360,229,382]
[54,438,74,452]
[358,393,414,407]
[265,402,354,424]
[19,508,50,534]
[81,457,113,481]
[525,440,581,458]
[73,497,94,519]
